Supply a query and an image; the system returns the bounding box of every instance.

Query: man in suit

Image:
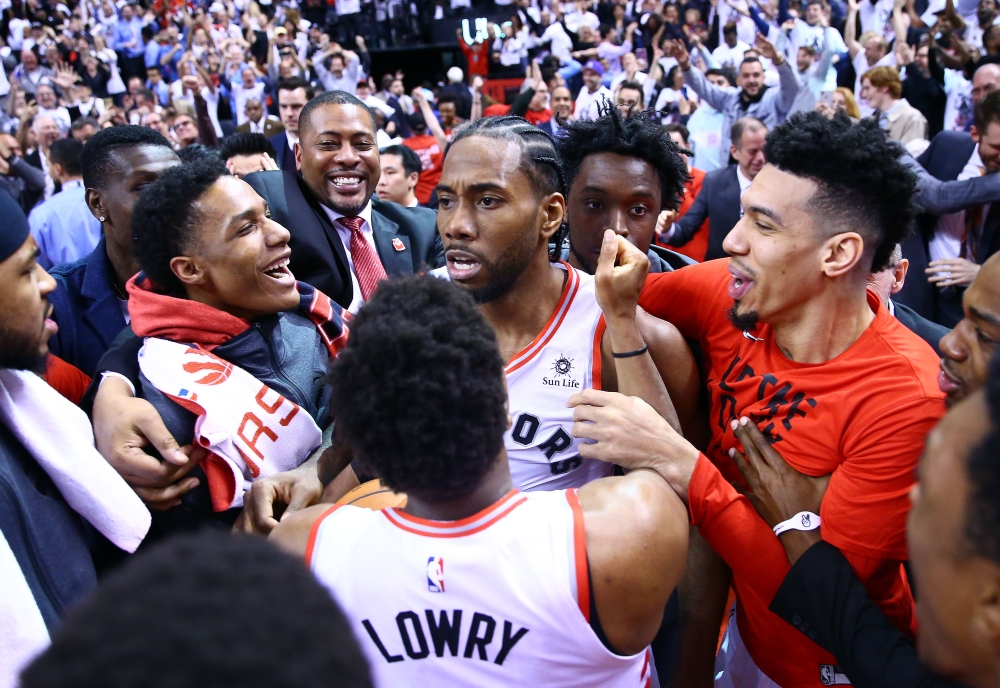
[537,85,574,138]
[659,117,767,261]
[268,78,313,175]
[235,97,284,138]
[660,123,709,262]
[244,91,443,312]
[868,244,950,354]
[899,90,1000,326]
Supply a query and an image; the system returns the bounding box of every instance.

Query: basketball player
[567,113,946,688]
[272,275,690,687]
[432,116,698,492]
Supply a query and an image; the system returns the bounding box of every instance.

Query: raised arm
[845,0,862,60]
[411,87,448,151]
[670,39,733,112]
[903,152,1000,214]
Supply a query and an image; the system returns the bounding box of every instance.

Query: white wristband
[772,511,820,536]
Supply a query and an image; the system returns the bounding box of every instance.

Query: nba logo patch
[427,557,445,593]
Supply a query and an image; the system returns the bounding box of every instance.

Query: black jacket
[892,299,950,355]
[667,164,741,262]
[0,420,97,630]
[267,131,298,175]
[770,541,970,688]
[243,170,444,308]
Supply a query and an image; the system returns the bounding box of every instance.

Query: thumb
[597,229,617,272]
[137,410,189,466]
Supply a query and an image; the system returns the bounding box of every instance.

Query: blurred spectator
[575,59,613,120]
[0,132,45,214]
[862,65,929,146]
[28,138,101,269]
[271,77,313,173]
[376,144,421,207]
[236,97,284,137]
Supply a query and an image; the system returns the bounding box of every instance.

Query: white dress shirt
[930,145,989,262]
[321,200,381,315]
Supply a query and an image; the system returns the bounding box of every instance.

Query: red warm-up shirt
[663,167,708,262]
[402,135,443,205]
[639,259,945,687]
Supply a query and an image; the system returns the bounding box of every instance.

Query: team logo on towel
[427,557,445,593]
[181,349,234,386]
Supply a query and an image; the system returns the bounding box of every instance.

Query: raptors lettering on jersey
[504,263,610,491]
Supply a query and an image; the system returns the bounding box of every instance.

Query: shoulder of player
[636,307,688,355]
[269,503,346,560]
[862,313,946,401]
[641,259,729,304]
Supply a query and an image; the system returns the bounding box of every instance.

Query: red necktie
[339,216,387,301]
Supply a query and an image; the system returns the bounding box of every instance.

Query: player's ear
[540,191,565,241]
[820,232,864,278]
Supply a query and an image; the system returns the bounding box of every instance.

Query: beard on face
[465,229,538,305]
[0,325,48,373]
[728,301,759,333]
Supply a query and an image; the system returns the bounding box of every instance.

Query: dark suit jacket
[268,131,298,174]
[237,116,284,138]
[243,170,444,308]
[24,148,58,203]
[48,237,129,377]
[898,130,1000,321]
[668,164,741,262]
[770,541,969,688]
[892,299,950,355]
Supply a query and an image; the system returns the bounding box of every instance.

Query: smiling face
[908,391,1000,687]
[438,101,457,127]
[0,236,57,372]
[551,86,573,119]
[971,121,1000,173]
[172,176,299,320]
[566,152,660,274]
[938,254,1000,405]
[583,68,602,92]
[36,84,57,110]
[722,164,834,330]
[297,103,379,216]
[738,60,764,98]
[437,136,563,303]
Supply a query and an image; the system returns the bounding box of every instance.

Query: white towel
[0,528,49,688]
[0,369,151,550]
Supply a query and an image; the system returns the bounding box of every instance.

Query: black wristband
[612,344,649,359]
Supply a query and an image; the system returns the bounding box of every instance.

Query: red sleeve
[43,355,92,406]
[638,259,732,344]
[688,453,792,604]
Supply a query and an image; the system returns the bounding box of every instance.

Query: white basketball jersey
[307,489,652,688]
[505,262,610,491]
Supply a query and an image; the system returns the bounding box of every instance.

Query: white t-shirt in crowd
[712,40,751,70]
[943,69,973,132]
[859,0,897,43]
[930,145,990,261]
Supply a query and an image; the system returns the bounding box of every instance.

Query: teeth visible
[332,177,362,186]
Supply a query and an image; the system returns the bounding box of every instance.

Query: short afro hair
[132,157,230,297]
[219,131,278,162]
[299,90,376,137]
[762,112,916,272]
[448,115,568,259]
[558,104,689,213]
[80,124,174,190]
[328,276,508,501]
[20,531,372,688]
[964,353,1000,563]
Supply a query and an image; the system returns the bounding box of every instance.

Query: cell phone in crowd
[820,91,833,106]
[635,47,648,63]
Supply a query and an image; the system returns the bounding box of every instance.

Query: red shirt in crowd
[402,134,443,205]
[639,259,945,687]
[459,40,489,78]
[663,166,708,262]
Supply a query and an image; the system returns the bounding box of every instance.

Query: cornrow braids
[557,103,690,215]
[448,115,568,261]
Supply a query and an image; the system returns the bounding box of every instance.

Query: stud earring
[99,216,105,222]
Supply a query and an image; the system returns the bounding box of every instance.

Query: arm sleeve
[747,5,773,38]
[769,542,967,688]
[683,64,733,113]
[509,87,535,117]
[774,59,800,114]
[778,0,792,26]
[10,156,46,192]
[903,153,1000,214]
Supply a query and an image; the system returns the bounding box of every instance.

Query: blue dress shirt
[28,180,103,270]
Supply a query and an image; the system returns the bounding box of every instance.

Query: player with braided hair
[431,114,696,493]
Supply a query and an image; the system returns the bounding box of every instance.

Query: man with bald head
[972,63,1000,104]
[25,115,62,203]
[242,90,442,312]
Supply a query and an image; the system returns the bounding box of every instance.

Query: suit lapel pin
[392,238,405,252]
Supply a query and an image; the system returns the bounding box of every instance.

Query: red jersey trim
[566,488,590,622]
[382,495,527,538]
[505,263,580,375]
[388,489,520,528]
[592,314,606,391]
[304,504,341,569]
